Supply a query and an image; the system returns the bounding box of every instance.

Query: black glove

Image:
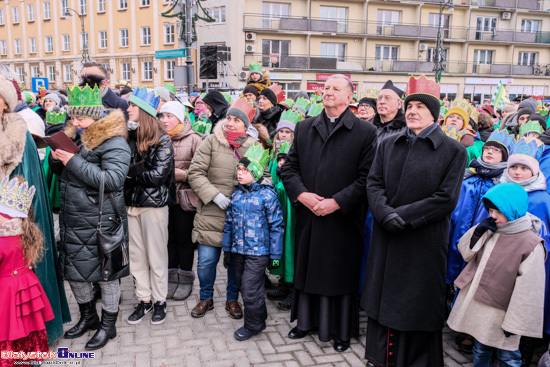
[223,251,231,269]
[127,161,146,178]
[503,330,515,338]
[384,216,405,232]
[474,217,498,236]
[268,259,280,270]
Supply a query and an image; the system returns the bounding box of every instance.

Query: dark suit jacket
[103,88,129,121]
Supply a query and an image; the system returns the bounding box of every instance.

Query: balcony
[243,14,366,35]
[406,0,543,9]
[468,29,550,43]
[367,22,468,40]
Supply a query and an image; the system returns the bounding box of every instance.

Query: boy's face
[508,164,533,182]
[250,72,261,82]
[236,165,255,185]
[482,145,503,164]
[277,157,286,168]
[488,208,508,225]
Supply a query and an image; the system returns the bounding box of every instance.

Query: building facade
[0,0,193,91]
[197,0,550,101]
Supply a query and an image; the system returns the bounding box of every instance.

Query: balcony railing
[405,0,544,10]
[367,22,469,40]
[468,29,550,43]
[243,14,366,35]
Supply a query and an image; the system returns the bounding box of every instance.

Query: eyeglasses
[358,104,373,109]
[377,95,399,102]
[483,146,502,153]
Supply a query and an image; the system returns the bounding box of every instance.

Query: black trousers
[232,254,270,332]
[167,204,195,270]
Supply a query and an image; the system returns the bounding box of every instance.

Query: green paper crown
[292,97,311,116]
[239,144,270,181]
[519,120,543,137]
[249,62,262,74]
[307,102,324,117]
[278,141,291,156]
[222,92,233,105]
[279,110,303,125]
[200,93,207,99]
[310,94,322,103]
[164,83,176,94]
[192,119,212,136]
[46,110,66,125]
[22,91,34,104]
[540,108,548,117]
[68,85,102,107]
[280,99,294,109]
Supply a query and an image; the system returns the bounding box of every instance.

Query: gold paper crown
[442,126,463,142]
[0,177,36,218]
[360,86,380,99]
[449,99,472,114]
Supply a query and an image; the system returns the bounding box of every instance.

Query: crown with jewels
[519,120,544,137]
[230,98,256,125]
[487,129,515,154]
[292,97,311,116]
[310,90,323,103]
[278,140,291,157]
[163,83,176,95]
[249,62,262,74]
[442,125,463,142]
[68,85,102,108]
[405,75,440,99]
[511,136,545,162]
[238,144,270,181]
[280,99,294,109]
[0,177,36,218]
[46,109,66,125]
[268,84,285,104]
[129,86,161,117]
[360,86,380,99]
[307,102,324,117]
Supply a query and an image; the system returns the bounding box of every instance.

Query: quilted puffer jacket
[124,130,176,208]
[49,110,131,282]
[222,182,284,259]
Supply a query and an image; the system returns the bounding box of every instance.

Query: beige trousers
[127,206,169,303]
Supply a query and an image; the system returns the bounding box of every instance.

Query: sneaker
[151,301,167,325]
[127,301,153,325]
[266,284,289,301]
[277,294,292,311]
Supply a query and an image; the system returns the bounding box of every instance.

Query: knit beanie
[518,108,535,121]
[226,98,256,128]
[0,75,17,112]
[405,94,440,123]
[507,151,540,176]
[154,86,171,102]
[260,88,277,106]
[44,93,61,106]
[518,98,538,112]
[160,101,187,124]
[120,86,133,97]
[444,106,469,129]
[242,85,259,99]
[358,97,377,110]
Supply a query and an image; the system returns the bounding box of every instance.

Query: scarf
[406,123,438,145]
[167,123,185,138]
[223,127,248,148]
[465,159,507,184]
[260,105,281,121]
[500,170,547,192]
[497,212,541,235]
[76,128,86,135]
[127,120,139,131]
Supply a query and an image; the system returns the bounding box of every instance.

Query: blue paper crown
[511,137,545,162]
[129,86,161,117]
[486,129,515,155]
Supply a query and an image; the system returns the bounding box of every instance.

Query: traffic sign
[155,49,186,59]
[32,78,49,93]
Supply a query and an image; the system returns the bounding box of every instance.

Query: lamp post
[64,8,90,63]
[434,0,454,83]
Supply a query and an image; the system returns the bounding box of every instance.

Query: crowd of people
[0,60,550,367]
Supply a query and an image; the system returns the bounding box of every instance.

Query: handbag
[97,171,129,281]
[178,188,198,212]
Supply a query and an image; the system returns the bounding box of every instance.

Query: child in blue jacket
[222,144,284,341]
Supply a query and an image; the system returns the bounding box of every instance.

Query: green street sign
[155,49,186,59]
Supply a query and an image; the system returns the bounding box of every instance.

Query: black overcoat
[281,108,377,296]
[361,126,467,331]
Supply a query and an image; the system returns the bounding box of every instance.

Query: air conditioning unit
[239,71,248,80]
[419,44,429,51]
[501,12,511,20]
[245,45,256,53]
[245,32,256,41]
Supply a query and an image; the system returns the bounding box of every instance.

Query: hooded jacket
[202,90,229,131]
[170,121,203,202]
[371,109,407,142]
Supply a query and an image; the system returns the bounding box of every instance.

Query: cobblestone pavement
[49,254,545,367]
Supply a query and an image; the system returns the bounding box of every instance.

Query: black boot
[64,301,100,339]
[519,336,537,367]
[85,309,118,351]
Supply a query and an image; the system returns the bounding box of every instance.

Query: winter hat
[190,92,199,98]
[484,129,514,161]
[277,110,303,132]
[518,98,538,112]
[11,79,22,102]
[403,75,440,123]
[67,85,104,119]
[242,85,259,99]
[0,75,18,112]
[44,93,61,106]
[160,101,187,124]
[154,86,171,102]
[518,108,535,122]
[295,91,309,100]
[381,80,404,98]
[358,97,377,110]
[481,104,494,117]
[129,86,161,117]
[237,144,270,182]
[120,86,133,97]
[260,87,278,106]
[482,183,528,221]
[507,136,544,176]
[227,97,256,128]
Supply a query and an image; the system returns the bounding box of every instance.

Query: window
[262,2,290,28]
[376,10,400,34]
[427,47,448,63]
[164,24,175,44]
[518,51,537,65]
[121,62,131,81]
[209,6,226,24]
[62,34,70,51]
[79,0,87,15]
[14,39,21,55]
[45,36,53,52]
[429,13,450,38]
[43,2,51,20]
[321,42,346,61]
[29,38,36,54]
[48,66,56,82]
[262,40,290,68]
[141,27,151,46]
[521,19,540,33]
[141,0,150,7]
[0,9,4,25]
[375,45,398,60]
[13,7,20,24]
[320,6,347,33]
[119,29,129,47]
[476,16,497,40]
[31,66,39,78]
[80,32,88,51]
[27,4,35,22]
[17,67,24,84]
[64,65,72,82]
[165,60,175,80]
[97,0,106,13]
[142,61,153,80]
[119,0,128,10]
[473,49,493,72]
[98,31,108,49]
[61,0,69,17]
[0,41,6,55]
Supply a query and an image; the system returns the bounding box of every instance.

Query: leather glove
[503,330,515,338]
[213,193,231,210]
[127,161,146,178]
[268,259,280,270]
[384,216,406,232]
[223,251,231,269]
[474,217,498,236]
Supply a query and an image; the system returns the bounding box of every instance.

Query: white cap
[159,101,186,124]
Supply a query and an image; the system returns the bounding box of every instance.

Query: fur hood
[65,110,127,151]
[212,118,258,149]
[0,112,27,179]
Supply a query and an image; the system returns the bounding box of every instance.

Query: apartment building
[198,0,550,101]
[0,0,194,91]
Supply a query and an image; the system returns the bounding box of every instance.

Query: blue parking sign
[32,77,49,93]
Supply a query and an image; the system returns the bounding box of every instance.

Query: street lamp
[433,0,454,83]
[64,7,90,63]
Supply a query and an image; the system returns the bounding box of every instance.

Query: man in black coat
[281,74,377,352]
[362,76,467,367]
[370,80,407,141]
[202,90,229,131]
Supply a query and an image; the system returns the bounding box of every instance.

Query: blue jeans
[473,339,522,367]
[196,244,239,301]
